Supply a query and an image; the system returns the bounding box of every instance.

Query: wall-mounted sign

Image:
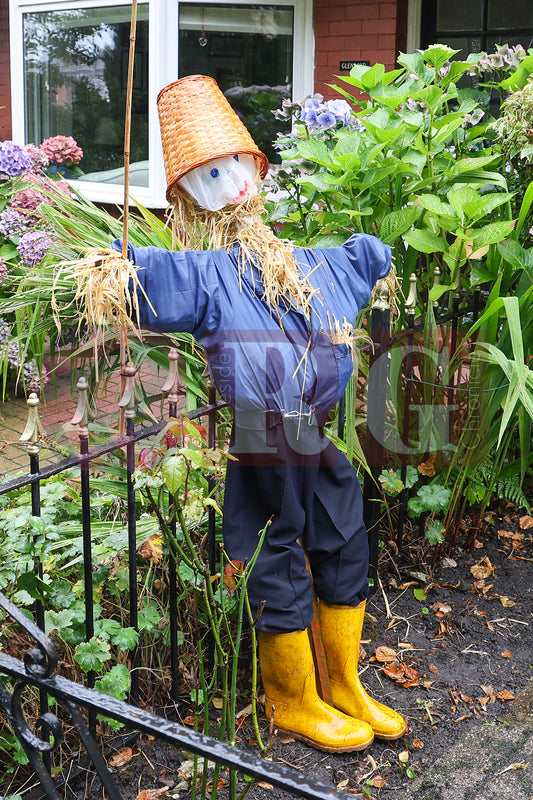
[339,60,370,71]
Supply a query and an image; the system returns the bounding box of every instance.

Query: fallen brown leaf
[480,685,496,701]
[374,645,398,663]
[418,455,437,477]
[428,663,440,675]
[496,689,515,702]
[257,782,273,790]
[109,747,133,767]
[412,738,425,750]
[519,515,533,529]
[499,596,518,608]
[135,789,168,800]
[501,650,512,658]
[372,776,387,788]
[432,602,452,617]
[470,557,495,579]
[454,714,471,723]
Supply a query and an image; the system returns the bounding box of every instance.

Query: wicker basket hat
[157,75,269,203]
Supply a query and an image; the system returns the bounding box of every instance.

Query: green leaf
[413,587,427,602]
[417,195,456,218]
[403,228,448,254]
[296,138,334,168]
[425,519,445,546]
[45,608,77,636]
[397,52,435,84]
[412,484,451,513]
[137,605,162,632]
[360,62,386,91]
[471,220,515,249]
[74,637,112,672]
[379,206,420,244]
[161,455,187,496]
[94,664,131,700]
[413,85,444,111]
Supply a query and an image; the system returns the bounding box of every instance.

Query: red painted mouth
[229,180,251,204]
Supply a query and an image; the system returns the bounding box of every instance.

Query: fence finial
[19,393,43,453]
[161,347,180,407]
[118,362,138,419]
[432,267,441,308]
[405,272,418,314]
[371,277,390,311]
[71,376,96,429]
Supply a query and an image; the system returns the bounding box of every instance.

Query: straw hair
[158,75,269,203]
[170,189,318,320]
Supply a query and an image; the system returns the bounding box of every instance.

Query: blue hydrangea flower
[317,110,337,130]
[17,230,52,267]
[0,141,32,179]
[326,99,352,125]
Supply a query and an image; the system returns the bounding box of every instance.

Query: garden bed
[42,506,533,800]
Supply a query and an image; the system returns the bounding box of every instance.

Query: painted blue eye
[233,154,239,161]
[210,168,219,178]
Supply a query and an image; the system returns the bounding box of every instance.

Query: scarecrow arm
[111,239,220,336]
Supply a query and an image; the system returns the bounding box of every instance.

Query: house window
[420,0,533,56]
[10,0,313,207]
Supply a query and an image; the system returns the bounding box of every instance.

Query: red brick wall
[0,1,11,140]
[313,0,407,99]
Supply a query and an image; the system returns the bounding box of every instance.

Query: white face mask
[177,153,258,211]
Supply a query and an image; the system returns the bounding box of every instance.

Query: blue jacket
[115,233,390,429]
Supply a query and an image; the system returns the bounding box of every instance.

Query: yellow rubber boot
[259,629,374,753]
[319,601,406,740]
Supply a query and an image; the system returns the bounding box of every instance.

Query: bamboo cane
[119,0,138,435]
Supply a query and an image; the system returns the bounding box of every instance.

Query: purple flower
[0,207,37,237]
[0,258,8,286]
[0,141,32,179]
[17,230,52,267]
[316,110,337,130]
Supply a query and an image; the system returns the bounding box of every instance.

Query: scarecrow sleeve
[314,233,391,314]
[112,240,220,337]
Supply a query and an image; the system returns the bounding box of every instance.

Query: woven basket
[157,75,269,203]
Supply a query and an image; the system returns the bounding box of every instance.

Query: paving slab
[399,681,533,800]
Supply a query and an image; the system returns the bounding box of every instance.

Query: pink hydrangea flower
[11,186,46,212]
[0,258,8,286]
[40,135,84,165]
[25,144,50,173]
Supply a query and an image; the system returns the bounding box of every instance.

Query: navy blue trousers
[222,421,369,633]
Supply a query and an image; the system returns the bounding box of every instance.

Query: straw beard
[168,189,319,322]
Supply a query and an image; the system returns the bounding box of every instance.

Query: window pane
[487,0,533,30]
[178,4,293,162]
[23,6,149,186]
[436,0,482,31]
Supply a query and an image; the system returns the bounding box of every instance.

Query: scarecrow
[114,75,406,752]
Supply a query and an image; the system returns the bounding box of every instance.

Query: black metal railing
[0,590,342,800]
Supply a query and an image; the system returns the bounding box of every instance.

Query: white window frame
[9,0,314,208]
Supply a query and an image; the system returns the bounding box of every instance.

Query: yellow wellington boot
[319,601,406,741]
[259,629,374,753]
